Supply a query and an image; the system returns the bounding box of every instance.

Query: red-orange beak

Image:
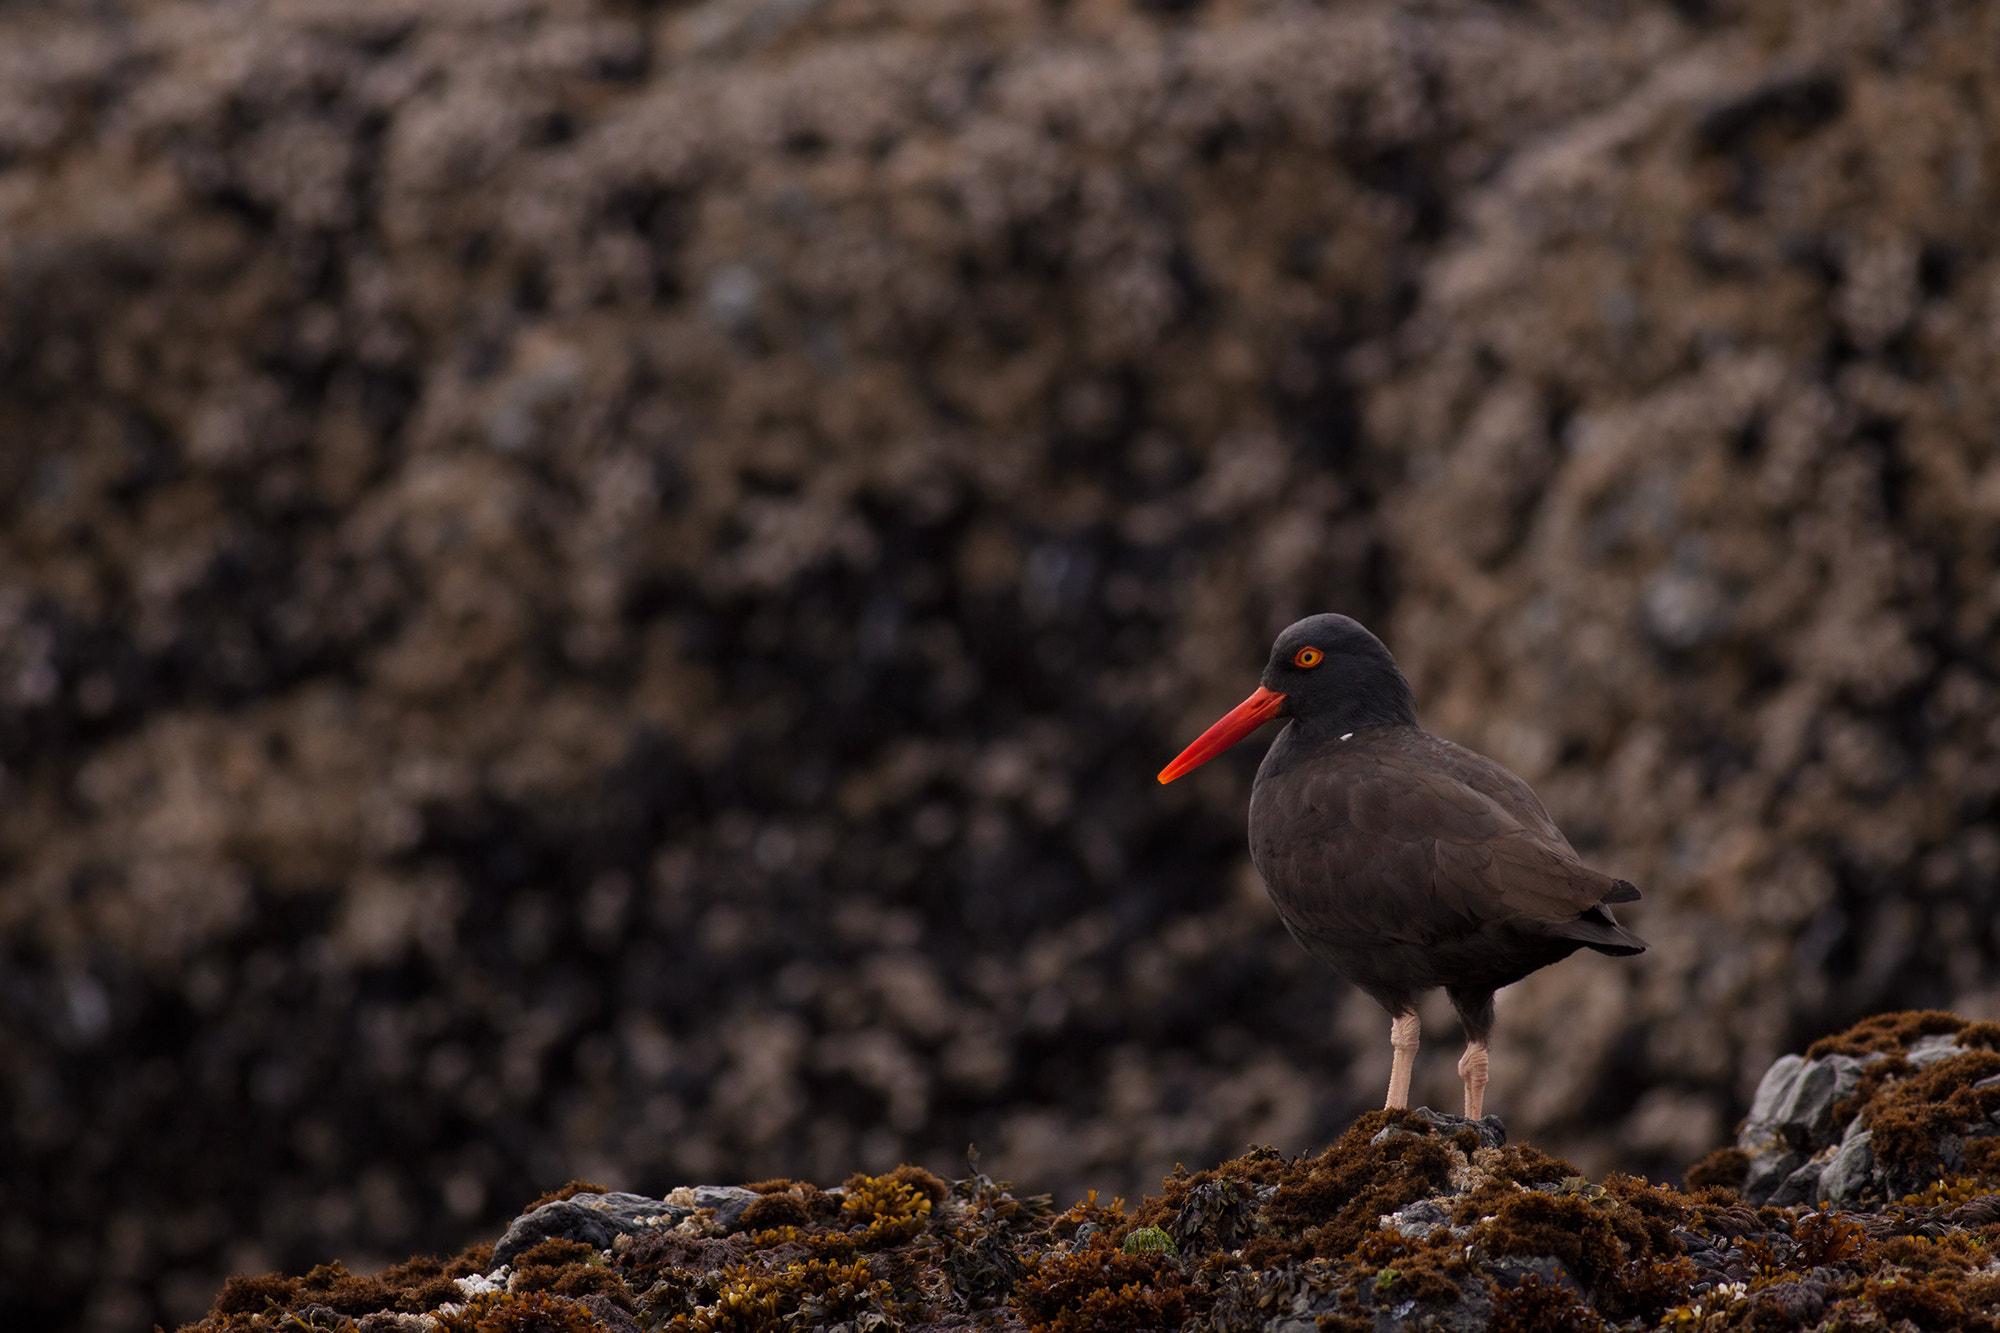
[1157,686,1287,784]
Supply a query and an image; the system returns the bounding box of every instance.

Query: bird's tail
[1563,901,1648,955]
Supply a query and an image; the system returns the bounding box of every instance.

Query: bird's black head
[1156,613,1420,784]
[1260,614,1418,734]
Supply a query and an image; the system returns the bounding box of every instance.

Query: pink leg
[1386,1012,1421,1110]
[1458,1039,1489,1120]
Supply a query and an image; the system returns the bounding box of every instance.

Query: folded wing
[1250,730,1647,956]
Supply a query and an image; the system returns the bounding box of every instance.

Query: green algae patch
[1120,1225,1179,1258]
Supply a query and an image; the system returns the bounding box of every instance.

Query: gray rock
[1766,1159,1824,1207]
[491,1186,760,1266]
[1798,1057,1871,1144]
[1817,1122,1876,1208]
[685,1185,762,1233]
[494,1192,676,1266]
[1382,1199,1452,1240]
[1369,1107,1505,1149]
[1907,1033,1962,1068]
[1741,1149,1806,1205]
[1743,1054,1807,1140]
[1410,1107,1507,1148]
[1740,1052,1882,1156]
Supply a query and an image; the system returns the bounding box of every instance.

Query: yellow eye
[1293,646,1323,669]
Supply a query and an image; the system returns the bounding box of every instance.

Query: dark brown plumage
[1159,613,1646,1118]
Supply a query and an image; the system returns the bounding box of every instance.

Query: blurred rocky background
[2,0,1997,1329]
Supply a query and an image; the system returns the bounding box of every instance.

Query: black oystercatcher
[1158,614,1645,1119]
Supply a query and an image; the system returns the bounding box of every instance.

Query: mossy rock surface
[178,1013,2000,1333]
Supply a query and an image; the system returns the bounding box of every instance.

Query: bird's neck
[1280,713,1415,755]
[1261,706,1419,783]
[1289,672,1419,740]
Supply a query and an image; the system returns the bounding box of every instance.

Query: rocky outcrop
[1701,1010,2000,1213]
[175,1014,2000,1333]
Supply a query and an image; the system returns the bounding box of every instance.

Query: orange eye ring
[1293,646,1324,669]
